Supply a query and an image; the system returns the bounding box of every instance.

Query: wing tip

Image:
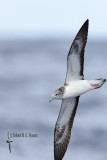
[83,19,89,30]
[78,19,89,36]
[85,19,89,25]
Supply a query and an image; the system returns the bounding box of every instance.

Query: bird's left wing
[65,20,88,84]
[54,97,79,160]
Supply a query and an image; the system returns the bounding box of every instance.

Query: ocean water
[0,39,107,160]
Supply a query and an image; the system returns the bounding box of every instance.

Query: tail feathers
[90,78,106,89]
[96,78,106,83]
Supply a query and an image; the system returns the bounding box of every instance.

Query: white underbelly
[63,80,91,98]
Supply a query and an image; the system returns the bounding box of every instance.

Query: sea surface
[0,39,107,160]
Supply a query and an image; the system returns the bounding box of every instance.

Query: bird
[49,19,106,160]
[6,133,13,153]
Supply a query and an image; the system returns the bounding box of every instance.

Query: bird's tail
[90,78,106,89]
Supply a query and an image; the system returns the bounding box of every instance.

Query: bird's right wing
[54,97,79,160]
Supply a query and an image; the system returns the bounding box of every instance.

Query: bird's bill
[49,97,56,103]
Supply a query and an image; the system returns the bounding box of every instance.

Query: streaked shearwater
[49,19,106,160]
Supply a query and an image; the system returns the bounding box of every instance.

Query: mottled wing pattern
[54,97,79,160]
[65,19,89,84]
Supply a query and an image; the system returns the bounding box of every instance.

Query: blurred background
[0,0,107,160]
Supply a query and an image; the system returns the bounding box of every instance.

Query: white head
[49,87,64,102]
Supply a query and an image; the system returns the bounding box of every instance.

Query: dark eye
[55,94,57,96]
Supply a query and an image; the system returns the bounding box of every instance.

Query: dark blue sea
[0,39,107,160]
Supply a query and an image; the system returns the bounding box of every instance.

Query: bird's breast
[63,80,91,99]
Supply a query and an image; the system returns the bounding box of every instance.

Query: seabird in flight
[49,19,106,160]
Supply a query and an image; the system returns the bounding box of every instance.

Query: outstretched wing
[54,97,79,160]
[65,19,89,84]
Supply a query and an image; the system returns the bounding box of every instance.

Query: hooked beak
[49,97,56,103]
